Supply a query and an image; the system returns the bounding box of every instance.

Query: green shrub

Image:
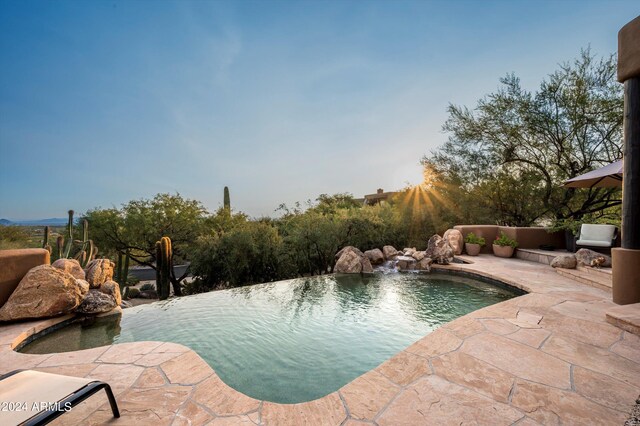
[140,283,155,291]
[464,232,485,246]
[493,232,518,248]
[125,287,140,299]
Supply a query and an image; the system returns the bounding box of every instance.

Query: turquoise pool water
[21,273,518,403]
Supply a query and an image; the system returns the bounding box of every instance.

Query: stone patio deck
[1,255,638,425]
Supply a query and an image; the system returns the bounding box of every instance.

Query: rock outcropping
[443,229,464,255]
[85,259,115,287]
[382,245,399,260]
[335,247,374,274]
[575,249,611,267]
[0,265,89,321]
[425,235,455,265]
[550,254,577,269]
[75,289,117,314]
[51,258,86,280]
[98,280,122,307]
[364,249,385,265]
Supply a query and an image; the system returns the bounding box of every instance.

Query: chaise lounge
[0,370,119,426]
[574,223,618,252]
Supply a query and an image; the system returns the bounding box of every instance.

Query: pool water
[21,273,518,403]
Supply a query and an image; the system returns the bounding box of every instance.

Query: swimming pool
[21,273,519,403]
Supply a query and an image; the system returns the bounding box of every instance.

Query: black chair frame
[0,369,120,426]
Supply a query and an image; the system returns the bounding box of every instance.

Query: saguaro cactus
[64,210,74,258]
[224,186,231,212]
[42,226,52,253]
[155,236,172,300]
[115,250,130,290]
[56,236,64,259]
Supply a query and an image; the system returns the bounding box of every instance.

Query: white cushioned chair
[0,370,119,425]
[575,224,617,249]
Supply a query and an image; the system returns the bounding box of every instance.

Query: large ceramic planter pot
[564,230,576,253]
[493,244,515,258]
[465,243,481,256]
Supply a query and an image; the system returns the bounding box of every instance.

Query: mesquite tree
[424,49,623,225]
[85,193,207,296]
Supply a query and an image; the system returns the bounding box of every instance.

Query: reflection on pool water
[21,273,518,403]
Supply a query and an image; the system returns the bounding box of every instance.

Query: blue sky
[0,0,637,219]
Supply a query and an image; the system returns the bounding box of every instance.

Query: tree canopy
[424,49,623,226]
[84,193,207,295]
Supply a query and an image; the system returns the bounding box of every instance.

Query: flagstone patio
[0,255,638,425]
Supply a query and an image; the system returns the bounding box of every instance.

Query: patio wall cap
[618,15,640,82]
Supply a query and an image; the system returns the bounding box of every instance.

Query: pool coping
[0,255,638,425]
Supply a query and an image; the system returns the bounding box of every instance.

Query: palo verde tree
[424,49,623,225]
[84,193,207,296]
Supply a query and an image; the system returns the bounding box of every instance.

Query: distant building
[358,188,398,206]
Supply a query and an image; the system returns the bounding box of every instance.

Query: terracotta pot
[493,244,515,258]
[465,243,481,256]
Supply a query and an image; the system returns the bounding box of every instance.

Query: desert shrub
[125,287,140,299]
[139,283,155,291]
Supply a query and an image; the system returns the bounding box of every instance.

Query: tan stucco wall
[454,225,565,253]
[618,15,640,82]
[0,249,50,307]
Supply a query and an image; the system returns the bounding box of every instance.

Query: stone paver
[261,392,346,425]
[505,327,550,348]
[339,371,399,420]
[511,379,628,425]
[606,302,640,336]
[1,254,638,425]
[377,375,524,426]
[431,351,514,402]
[173,400,214,426]
[610,331,640,363]
[461,333,572,389]
[573,366,640,413]
[192,374,261,416]
[160,351,212,385]
[541,333,640,388]
[375,350,431,385]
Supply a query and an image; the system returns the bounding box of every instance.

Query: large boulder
[396,255,417,271]
[51,258,86,280]
[575,249,611,267]
[416,257,433,272]
[382,245,399,260]
[335,248,373,274]
[550,254,577,269]
[443,229,464,255]
[0,265,89,321]
[335,246,364,261]
[425,235,454,265]
[364,249,385,265]
[85,259,115,287]
[98,280,122,306]
[412,251,427,261]
[403,248,417,256]
[75,290,117,314]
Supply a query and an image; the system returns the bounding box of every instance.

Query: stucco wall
[0,249,50,307]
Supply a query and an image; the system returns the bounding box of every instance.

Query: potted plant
[464,233,485,256]
[492,232,518,258]
[549,218,581,253]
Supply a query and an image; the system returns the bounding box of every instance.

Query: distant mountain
[0,218,68,226]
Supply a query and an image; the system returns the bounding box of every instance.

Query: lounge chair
[575,224,618,251]
[0,369,119,426]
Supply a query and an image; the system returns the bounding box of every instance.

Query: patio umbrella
[563,159,623,188]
